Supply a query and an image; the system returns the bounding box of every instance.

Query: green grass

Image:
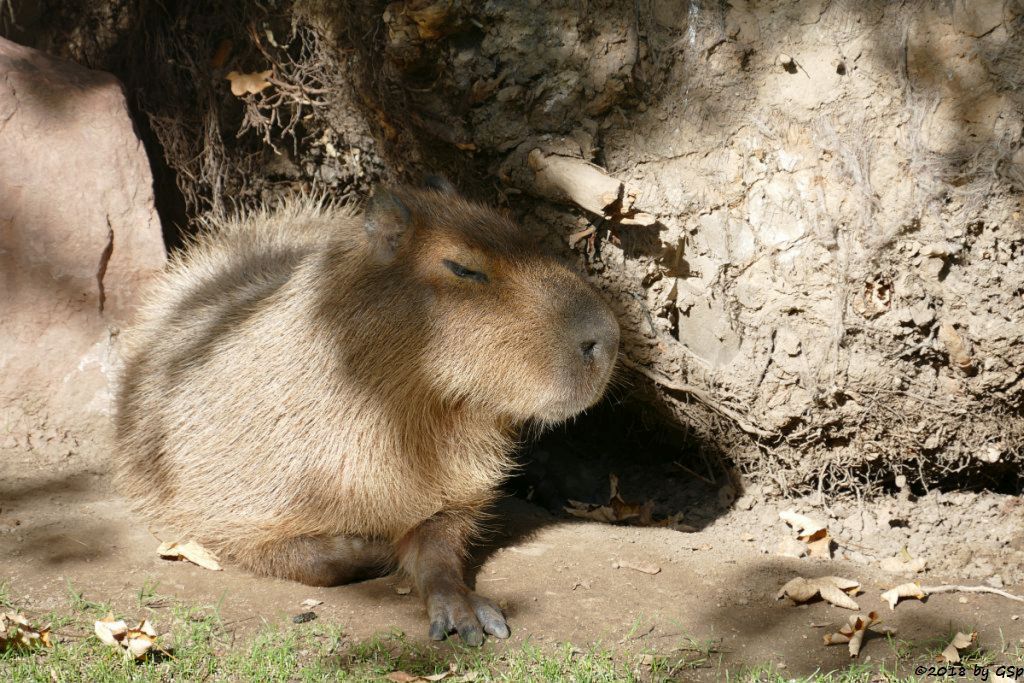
[1,586,1015,682]
[65,579,112,617]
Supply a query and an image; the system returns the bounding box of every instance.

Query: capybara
[114,182,620,645]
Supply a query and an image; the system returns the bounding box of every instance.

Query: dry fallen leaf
[779,510,832,559]
[157,540,222,571]
[612,559,661,575]
[777,576,861,610]
[225,69,273,97]
[95,615,159,660]
[565,474,688,529]
[881,582,927,610]
[804,528,833,560]
[823,611,878,657]
[0,611,52,652]
[565,474,648,523]
[937,631,976,663]
[300,599,323,609]
[94,615,128,646]
[779,510,826,536]
[880,555,927,574]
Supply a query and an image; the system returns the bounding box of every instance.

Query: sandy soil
[2,450,1023,679]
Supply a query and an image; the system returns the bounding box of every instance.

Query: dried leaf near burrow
[777,576,861,610]
[937,631,976,663]
[225,69,273,97]
[881,582,927,610]
[823,611,878,657]
[157,540,222,571]
[0,611,52,652]
[779,510,833,559]
[880,554,927,574]
[565,474,692,530]
[95,614,159,660]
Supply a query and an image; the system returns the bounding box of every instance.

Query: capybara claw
[426,587,508,646]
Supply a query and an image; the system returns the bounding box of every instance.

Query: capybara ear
[363,186,411,263]
[423,175,457,195]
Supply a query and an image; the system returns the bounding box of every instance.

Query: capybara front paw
[426,584,509,646]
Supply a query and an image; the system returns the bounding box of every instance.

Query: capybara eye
[443,259,488,283]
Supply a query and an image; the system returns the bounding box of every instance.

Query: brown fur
[114,186,619,642]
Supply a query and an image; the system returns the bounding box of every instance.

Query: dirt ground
[3,441,1024,680]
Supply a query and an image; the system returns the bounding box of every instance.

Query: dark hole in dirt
[871,461,1024,498]
[835,61,846,75]
[739,49,754,71]
[507,397,727,531]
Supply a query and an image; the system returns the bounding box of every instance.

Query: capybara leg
[396,511,509,646]
[238,535,395,586]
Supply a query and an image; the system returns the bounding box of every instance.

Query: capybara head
[360,182,619,424]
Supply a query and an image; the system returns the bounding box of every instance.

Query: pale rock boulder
[0,37,165,464]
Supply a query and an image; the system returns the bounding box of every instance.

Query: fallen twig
[923,584,1024,603]
[528,150,656,225]
[882,582,1024,609]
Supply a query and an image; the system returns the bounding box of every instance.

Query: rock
[0,38,165,464]
[776,537,807,558]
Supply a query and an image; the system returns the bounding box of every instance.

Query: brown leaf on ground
[823,611,878,657]
[804,528,833,559]
[0,611,52,652]
[777,576,861,610]
[778,510,832,558]
[225,69,273,96]
[880,582,927,610]
[880,555,927,574]
[937,631,976,663]
[779,510,826,536]
[565,474,688,529]
[95,615,159,660]
[157,540,222,571]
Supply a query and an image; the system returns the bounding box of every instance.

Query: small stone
[986,575,1005,588]
[777,537,807,558]
[292,611,317,624]
[394,585,412,595]
[958,597,969,604]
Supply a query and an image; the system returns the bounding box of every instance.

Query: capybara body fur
[115,185,619,644]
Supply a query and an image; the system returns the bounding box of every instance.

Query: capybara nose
[573,311,619,367]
